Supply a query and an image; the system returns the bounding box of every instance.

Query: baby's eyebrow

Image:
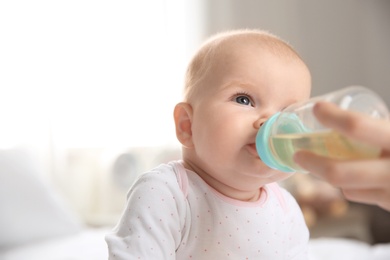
[221,79,257,91]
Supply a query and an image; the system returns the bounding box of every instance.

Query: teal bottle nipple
[256,112,307,173]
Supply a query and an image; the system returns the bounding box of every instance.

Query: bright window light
[0,1,188,149]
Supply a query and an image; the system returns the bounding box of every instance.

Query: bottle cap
[256,112,295,173]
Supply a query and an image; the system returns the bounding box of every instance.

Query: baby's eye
[235,95,253,106]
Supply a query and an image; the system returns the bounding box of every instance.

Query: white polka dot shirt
[105,161,309,259]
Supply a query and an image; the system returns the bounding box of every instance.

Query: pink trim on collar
[172,160,270,208]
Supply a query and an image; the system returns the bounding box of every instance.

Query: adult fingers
[293,151,390,189]
[342,188,390,212]
[313,102,390,150]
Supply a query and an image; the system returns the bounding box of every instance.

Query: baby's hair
[183,29,304,102]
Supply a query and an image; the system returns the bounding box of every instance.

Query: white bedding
[308,238,390,260]
[1,232,390,260]
[0,228,109,260]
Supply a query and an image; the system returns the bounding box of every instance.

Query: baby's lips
[248,143,260,158]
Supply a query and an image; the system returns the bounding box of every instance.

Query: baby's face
[187,41,311,191]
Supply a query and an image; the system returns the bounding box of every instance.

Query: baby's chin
[272,171,292,182]
[243,160,282,177]
[244,145,291,180]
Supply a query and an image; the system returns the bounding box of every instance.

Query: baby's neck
[181,159,263,202]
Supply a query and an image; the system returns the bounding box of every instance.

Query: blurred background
[1,0,389,246]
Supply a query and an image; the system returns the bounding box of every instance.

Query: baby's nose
[253,117,268,129]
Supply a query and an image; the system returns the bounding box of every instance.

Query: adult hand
[293,101,390,211]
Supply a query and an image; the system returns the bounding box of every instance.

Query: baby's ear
[174,102,194,148]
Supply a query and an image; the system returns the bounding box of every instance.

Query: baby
[106,29,312,259]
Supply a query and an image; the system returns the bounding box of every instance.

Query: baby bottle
[256,86,389,173]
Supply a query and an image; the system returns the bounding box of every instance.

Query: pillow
[0,149,82,249]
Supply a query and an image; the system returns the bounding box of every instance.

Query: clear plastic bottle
[256,86,389,173]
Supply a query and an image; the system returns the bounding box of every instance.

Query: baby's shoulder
[265,182,299,212]
[129,161,186,197]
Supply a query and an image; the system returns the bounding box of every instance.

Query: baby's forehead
[184,31,304,102]
[210,34,298,62]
